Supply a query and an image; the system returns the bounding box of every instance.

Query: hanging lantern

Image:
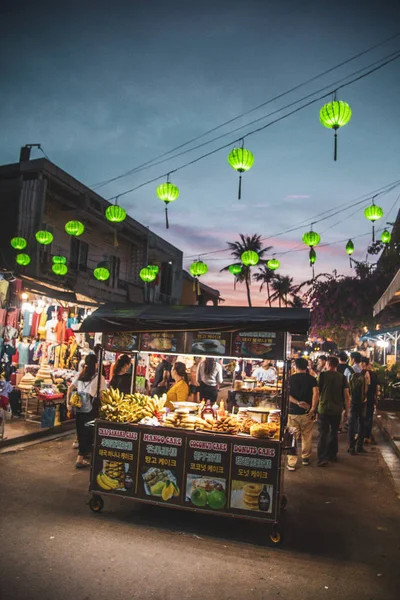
[10,237,27,250]
[190,261,208,294]
[35,230,53,245]
[105,204,126,223]
[241,250,259,266]
[65,220,85,236]
[94,264,110,281]
[381,229,391,245]
[147,264,159,275]
[16,253,31,266]
[267,258,280,271]
[319,96,352,161]
[309,248,317,266]
[52,256,67,265]
[228,264,242,275]
[52,264,68,276]
[364,200,383,242]
[302,230,321,248]
[227,141,254,200]
[140,267,157,283]
[156,176,179,229]
[345,239,354,267]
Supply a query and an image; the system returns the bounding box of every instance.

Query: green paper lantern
[381,229,391,245]
[52,263,68,276]
[35,230,53,245]
[94,266,110,281]
[16,253,31,266]
[11,237,27,250]
[65,221,85,236]
[52,256,67,264]
[267,258,280,271]
[320,99,352,160]
[105,205,126,223]
[189,261,208,277]
[156,180,180,229]
[228,146,254,200]
[147,264,159,275]
[364,202,383,242]
[302,230,321,248]
[241,250,259,266]
[140,267,157,283]
[346,240,354,255]
[228,264,242,275]
[309,248,317,266]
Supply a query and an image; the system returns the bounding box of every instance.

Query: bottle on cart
[124,469,134,491]
[258,485,271,512]
[212,400,218,419]
[201,400,215,423]
[217,400,226,419]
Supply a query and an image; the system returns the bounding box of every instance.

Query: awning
[359,325,400,341]
[79,303,310,334]
[21,276,100,307]
[373,270,400,316]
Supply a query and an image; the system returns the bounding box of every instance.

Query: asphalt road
[0,434,399,600]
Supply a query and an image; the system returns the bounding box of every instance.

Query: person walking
[67,354,106,469]
[317,355,328,374]
[348,353,370,454]
[361,357,379,443]
[337,352,354,381]
[196,357,223,403]
[317,356,350,466]
[287,357,319,471]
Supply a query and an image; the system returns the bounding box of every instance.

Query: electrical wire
[91,31,400,190]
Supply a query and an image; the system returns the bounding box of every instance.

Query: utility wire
[91,31,400,190]
[107,51,400,202]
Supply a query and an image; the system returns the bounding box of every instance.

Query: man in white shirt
[252,361,277,384]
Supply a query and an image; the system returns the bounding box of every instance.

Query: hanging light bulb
[267,258,280,271]
[228,264,242,275]
[364,199,383,242]
[381,229,391,245]
[319,94,352,160]
[65,221,85,236]
[189,261,208,294]
[156,174,179,229]
[10,237,27,250]
[35,230,53,245]
[227,139,254,200]
[241,250,259,266]
[140,267,157,283]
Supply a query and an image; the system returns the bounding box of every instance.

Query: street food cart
[80,304,310,544]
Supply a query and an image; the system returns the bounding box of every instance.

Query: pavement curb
[0,420,75,451]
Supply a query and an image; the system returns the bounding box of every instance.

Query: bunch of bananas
[100,388,166,423]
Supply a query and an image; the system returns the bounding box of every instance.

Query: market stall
[80,304,310,544]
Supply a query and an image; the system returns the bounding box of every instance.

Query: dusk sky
[1,0,400,305]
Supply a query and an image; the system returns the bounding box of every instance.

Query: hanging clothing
[37,310,48,338]
[30,311,41,337]
[47,305,56,320]
[55,320,66,344]
[54,344,67,368]
[33,341,44,363]
[17,342,30,368]
[22,310,33,337]
[6,309,19,329]
[46,319,58,343]
[0,309,7,326]
[0,279,9,306]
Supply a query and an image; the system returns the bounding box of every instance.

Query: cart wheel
[281,495,287,510]
[89,495,104,513]
[269,525,283,545]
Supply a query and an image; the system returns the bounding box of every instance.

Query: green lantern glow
[65,221,85,236]
[11,237,27,250]
[227,144,254,200]
[381,229,391,245]
[302,230,321,248]
[140,267,157,283]
[16,253,31,266]
[320,99,352,160]
[309,248,316,266]
[189,261,208,277]
[105,205,126,223]
[52,263,68,276]
[364,201,383,242]
[241,250,259,266]
[346,240,354,255]
[156,178,180,229]
[35,230,53,245]
[52,256,67,264]
[94,266,110,281]
[228,264,242,275]
[147,264,159,275]
[267,258,280,271]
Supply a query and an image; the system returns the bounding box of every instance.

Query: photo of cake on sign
[230,482,273,513]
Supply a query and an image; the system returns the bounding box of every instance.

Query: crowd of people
[287,351,380,471]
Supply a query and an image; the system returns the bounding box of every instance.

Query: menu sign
[233,331,285,359]
[185,331,231,356]
[104,332,138,352]
[229,438,279,519]
[136,427,186,505]
[140,332,185,354]
[91,422,140,497]
[184,434,230,512]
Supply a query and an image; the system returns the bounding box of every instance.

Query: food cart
[80,304,310,545]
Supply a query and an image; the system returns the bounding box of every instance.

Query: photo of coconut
[185,475,226,510]
[230,481,273,513]
[142,467,180,501]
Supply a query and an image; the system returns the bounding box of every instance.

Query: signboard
[140,332,185,354]
[91,423,140,497]
[136,427,186,505]
[228,438,279,519]
[184,434,230,512]
[185,332,231,356]
[104,332,138,352]
[233,331,285,360]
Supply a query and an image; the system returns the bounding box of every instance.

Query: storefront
[80,304,309,544]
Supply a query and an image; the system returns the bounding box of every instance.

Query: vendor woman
[166,362,189,409]
[109,354,132,394]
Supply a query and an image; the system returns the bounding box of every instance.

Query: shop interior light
[21,292,29,301]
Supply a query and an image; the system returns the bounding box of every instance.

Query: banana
[97,472,113,490]
[101,472,121,489]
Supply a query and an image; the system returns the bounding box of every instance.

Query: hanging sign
[104,332,138,352]
[233,331,285,359]
[140,332,185,354]
[185,331,231,356]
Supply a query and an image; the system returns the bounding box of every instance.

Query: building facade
[0,150,183,306]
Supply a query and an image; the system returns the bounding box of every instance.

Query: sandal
[75,459,90,469]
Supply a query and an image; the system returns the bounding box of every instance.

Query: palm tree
[221,234,272,307]
[270,274,294,307]
[253,264,276,307]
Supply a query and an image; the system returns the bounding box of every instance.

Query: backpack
[349,371,365,404]
[72,377,96,413]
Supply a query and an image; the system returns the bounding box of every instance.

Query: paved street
[1,433,400,600]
